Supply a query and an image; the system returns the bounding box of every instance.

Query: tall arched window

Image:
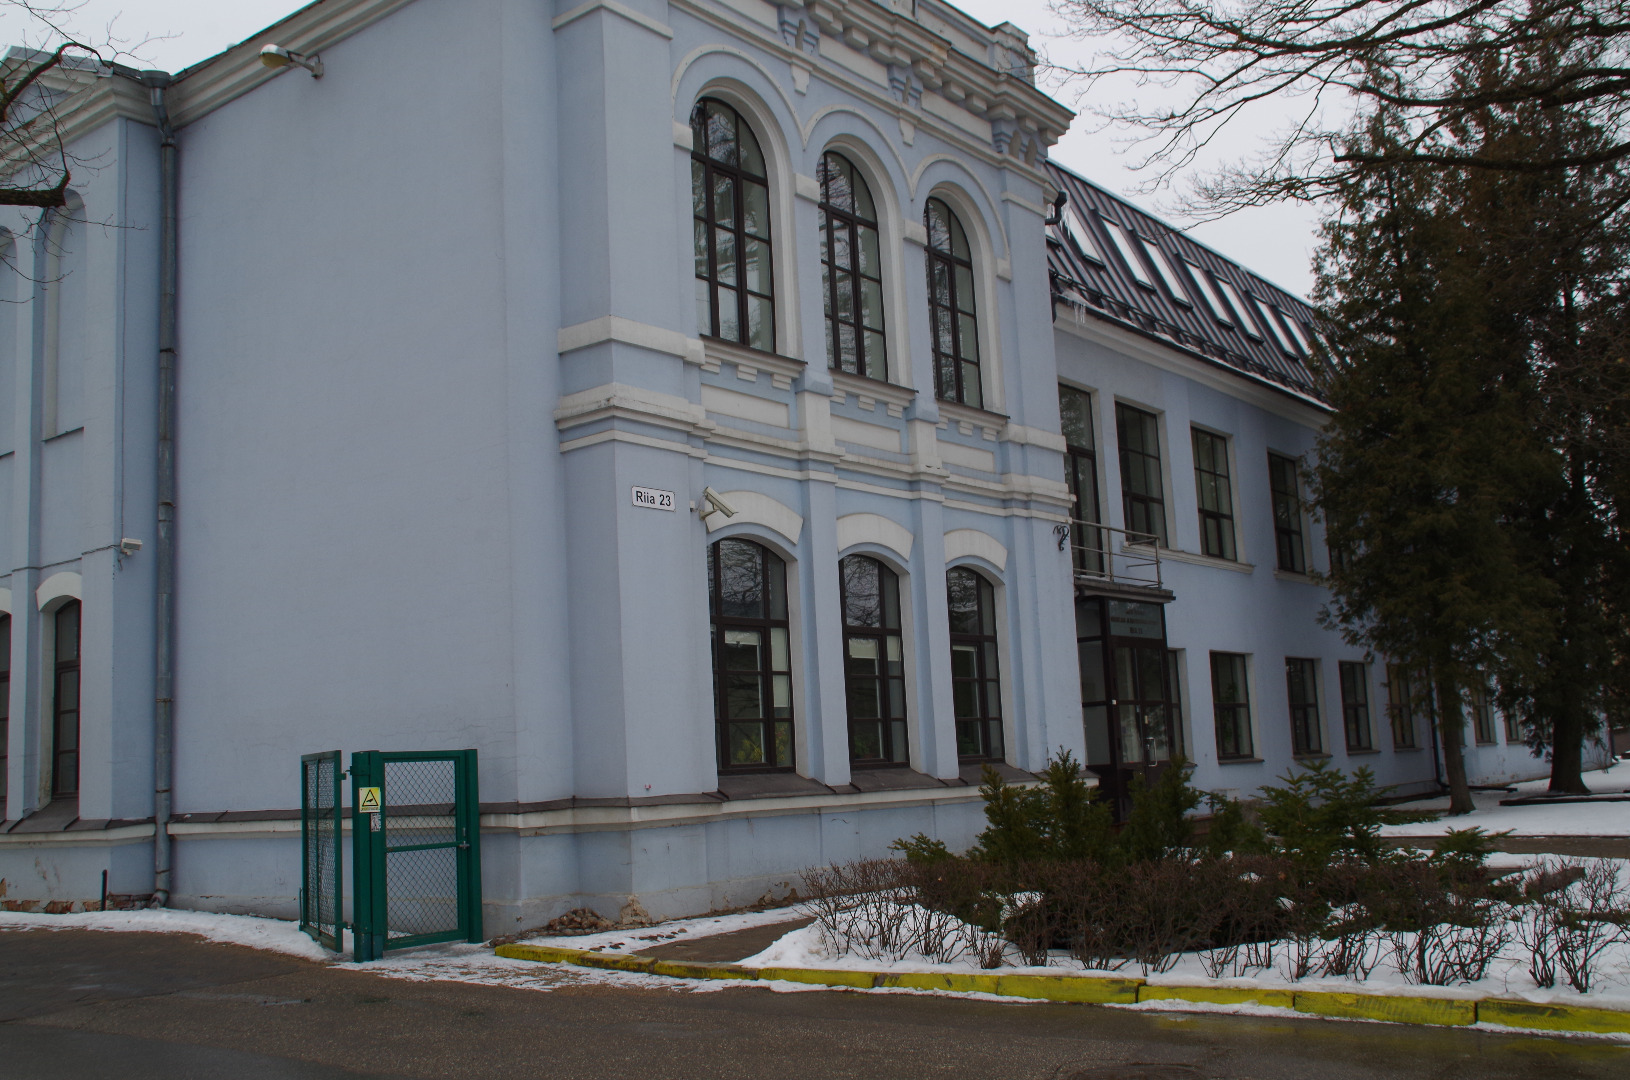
[840,554,907,765]
[947,568,1002,760]
[0,614,10,807]
[708,539,793,771]
[925,198,981,408]
[51,600,80,799]
[43,204,87,437]
[691,99,774,352]
[819,152,887,380]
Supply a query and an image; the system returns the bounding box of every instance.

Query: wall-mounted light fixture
[259,44,323,78]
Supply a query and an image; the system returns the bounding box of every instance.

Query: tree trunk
[1548,688,1591,794]
[1435,672,1476,815]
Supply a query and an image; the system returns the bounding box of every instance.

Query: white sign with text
[631,486,676,511]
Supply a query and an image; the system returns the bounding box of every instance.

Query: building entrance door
[1076,597,1176,818]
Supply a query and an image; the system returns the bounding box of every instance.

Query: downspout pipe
[144,70,177,907]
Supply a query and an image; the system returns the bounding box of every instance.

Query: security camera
[700,487,737,520]
[259,44,323,78]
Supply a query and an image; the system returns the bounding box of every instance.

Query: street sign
[631,486,676,511]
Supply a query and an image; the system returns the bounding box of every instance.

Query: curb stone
[493,943,1630,1037]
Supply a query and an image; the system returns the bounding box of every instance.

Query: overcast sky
[38,0,1322,295]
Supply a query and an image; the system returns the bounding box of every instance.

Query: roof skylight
[1249,294,1297,355]
[1184,259,1231,325]
[1211,276,1260,339]
[1280,311,1315,356]
[1061,205,1105,264]
[1145,242,1192,306]
[1101,218,1155,289]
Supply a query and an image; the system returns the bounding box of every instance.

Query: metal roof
[1045,161,1327,407]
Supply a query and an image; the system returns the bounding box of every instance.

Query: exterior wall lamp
[259,44,323,78]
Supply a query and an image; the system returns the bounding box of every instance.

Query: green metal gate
[299,751,344,951]
[350,749,482,961]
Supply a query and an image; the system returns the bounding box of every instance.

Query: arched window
[925,198,981,407]
[947,568,1002,760]
[840,554,906,765]
[708,538,793,771]
[0,614,9,807]
[51,600,80,799]
[818,152,887,380]
[691,99,774,352]
[43,204,87,437]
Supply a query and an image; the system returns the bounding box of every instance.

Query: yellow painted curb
[996,973,1143,1004]
[1294,990,1475,1027]
[757,966,877,989]
[876,971,1003,994]
[1478,999,1630,1036]
[1139,984,1296,1009]
[495,944,1630,1037]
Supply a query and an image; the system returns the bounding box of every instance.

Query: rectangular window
[1268,453,1306,573]
[1339,661,1373,751]
[1471,682,1497,745]
[1116,402,1167,545]
[1167,650,1185,760]
[1386,665,1419,749]
[1505,703,1524,744]
[1192,428,1236,560]
[1059,386,1104,577]
[1286,658,1323,756]
[948,569,1003,761]
[708,539,795,772]
[842,555,909,766]
[1211,652,1253,760]
[52,601,81,799]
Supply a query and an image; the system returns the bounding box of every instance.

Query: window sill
[830,368,917,416]
[1217,756,1264,765]
[1293,752,1332,761]
[937,399,1010,438]
[1345,747,1381,755]
[1273,569,1321,585]
[1392,746,1424,752]
[42,425,85,443]
[701,337,806,390]
[1143,547,1255,574]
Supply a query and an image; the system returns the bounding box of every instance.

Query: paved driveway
[2,929,1627,1080]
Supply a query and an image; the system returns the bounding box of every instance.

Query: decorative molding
[673,119,694,149]
[1149,546,1256,574]
[703,336,805,390]
[1001,423,1067,453]
[794,172,822,202]
[552,0,675,38]
[702,385,792,428]
[831,369,915,417]
[836,512,914,560]
[938,399,1004,441]
[36,571,82,610]
[704,490,804,545]
[554,382,710,436]
[558,316,701,363]
[1000,191,1047,218]
[944,528,1007,571]
[778,3,821,53]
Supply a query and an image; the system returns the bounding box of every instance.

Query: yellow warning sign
[358,787,382,814]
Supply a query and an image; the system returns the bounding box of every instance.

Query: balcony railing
[1067,520,1163,592]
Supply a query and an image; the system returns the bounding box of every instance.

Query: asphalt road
[2,929,1627,1080]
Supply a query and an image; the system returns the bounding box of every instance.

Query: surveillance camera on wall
[700,487,737,520]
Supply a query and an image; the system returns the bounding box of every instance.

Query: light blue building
[0,0,1542,926]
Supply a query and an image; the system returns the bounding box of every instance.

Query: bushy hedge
[799,754,1630,986]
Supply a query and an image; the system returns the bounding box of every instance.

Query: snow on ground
[1382,761,1630,839]
[0,907,336,961]
[518,904,809,953]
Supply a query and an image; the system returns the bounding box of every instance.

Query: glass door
[1075,597,1176,818]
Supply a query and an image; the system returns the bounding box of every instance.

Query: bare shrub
[1376,860,1512,986]
[1554,861,1628,994]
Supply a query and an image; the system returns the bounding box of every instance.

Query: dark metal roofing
[1045,160,1326,407]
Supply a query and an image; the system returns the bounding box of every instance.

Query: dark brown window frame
[1339,661,1374,752]
[708,538,795,773]
[1192,427,1237,561]
[947,567,1003,762]
[691,99,775,352]
[925,197,982,408]
[1116,402,1168,546]
[840,554,908,766]
[1268,453,1307,574]
[1386,665,1420,749]
[819,152,887,381]
[1210,651,1253,760]
[1471,682,1497,745]
[1286,657,1323,756]
[0,613,9,807]
[1059,385,1103,577]
[51,600,81,800]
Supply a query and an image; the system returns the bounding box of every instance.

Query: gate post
[350,750,385,962]
[457,749,484,943]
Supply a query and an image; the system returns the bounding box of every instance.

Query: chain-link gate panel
[351,749,481,961]
[299,751,343,951]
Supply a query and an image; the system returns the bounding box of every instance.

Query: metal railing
[1064,520,1163,591]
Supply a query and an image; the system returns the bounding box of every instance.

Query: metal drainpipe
[144,71,177,907]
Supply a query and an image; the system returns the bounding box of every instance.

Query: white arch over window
[836,513,913,561]
[703,490,804,546]
[36,571,81,611]
[943,529,1008,571]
